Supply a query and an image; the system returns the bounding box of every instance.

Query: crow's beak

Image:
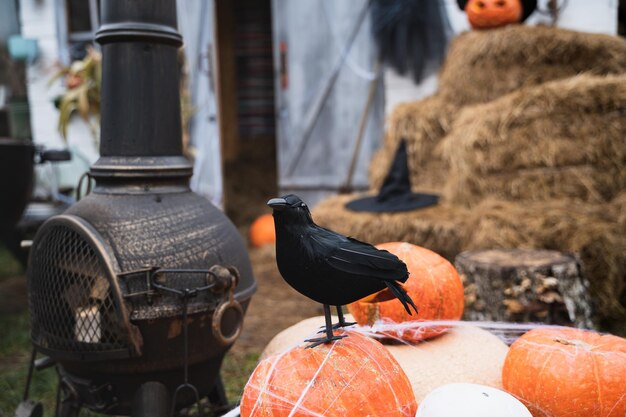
[267,197,288,211]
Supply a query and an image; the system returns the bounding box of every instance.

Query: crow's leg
[333,305,356,329]
[318,305,356,332]
[306,304,347,348]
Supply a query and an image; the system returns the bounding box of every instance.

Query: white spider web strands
[223,320,576,417]
[352,319,566,346]
[239,326,420,417]
[245,336,323,417]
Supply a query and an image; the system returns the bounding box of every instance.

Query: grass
[0,244,260,416]
[221,351,259,402]
[0,243,22,278]
[0,244,59,416]
[0,312,60,417]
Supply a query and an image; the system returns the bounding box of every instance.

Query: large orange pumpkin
[347,242,464,343]
[465,0,522,30]
[249,213,276,247]
[502,327,626,417]
[241,330,417,417]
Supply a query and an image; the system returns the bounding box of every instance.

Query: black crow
[268,194,417,348]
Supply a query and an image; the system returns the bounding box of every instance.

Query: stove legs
[208,376,230,414]
[130,381,170,417]
[56,380,81,417]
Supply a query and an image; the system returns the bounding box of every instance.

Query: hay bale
[446,165,621,205]
[610,191,626,227]
[310,192,624,327]
[438,25,626,107]
[462,199,626,323]
[441,74,626,205]
[371,27,626,196]
[312,194,468,260]
[369,96,457,192]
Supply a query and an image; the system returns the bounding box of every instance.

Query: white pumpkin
[417,383,532,417]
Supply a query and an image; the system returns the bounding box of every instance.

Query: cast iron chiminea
[21,1,256,416]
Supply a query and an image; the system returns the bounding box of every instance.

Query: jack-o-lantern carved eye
[496,0,507,6]
[476,0,486,8]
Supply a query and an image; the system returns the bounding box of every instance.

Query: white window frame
[54,0,100,65]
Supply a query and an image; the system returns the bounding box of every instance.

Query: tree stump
[455,249,596,329]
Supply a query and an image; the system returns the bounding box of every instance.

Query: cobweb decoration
[224,319,573,417]
[239,330,416,417]
[350,318,556,346]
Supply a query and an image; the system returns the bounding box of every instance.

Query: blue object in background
[8,35,39,62]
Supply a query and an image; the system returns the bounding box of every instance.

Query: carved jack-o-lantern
[457,0,537,30]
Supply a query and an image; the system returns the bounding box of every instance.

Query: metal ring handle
[211,298,243,347]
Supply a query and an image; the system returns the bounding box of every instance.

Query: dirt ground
[222,137,324,354]
[233,245,321,355]
[0,275,28,314]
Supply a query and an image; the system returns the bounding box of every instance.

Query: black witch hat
[345,139,438,213]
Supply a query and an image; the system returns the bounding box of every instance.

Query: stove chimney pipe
[92,0,191,180]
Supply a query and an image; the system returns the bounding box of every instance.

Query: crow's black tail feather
[385,281,418,315]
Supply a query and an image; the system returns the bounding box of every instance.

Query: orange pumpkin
[241,330,417,417]
[347,242,464,343]
[249,213,276,247]
[465,0,523,30]
[502,327,626,417]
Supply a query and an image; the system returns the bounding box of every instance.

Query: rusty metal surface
[28,191,256,364]
[66,190,256,308]
[58,352,232,415]
[60,299,250,375]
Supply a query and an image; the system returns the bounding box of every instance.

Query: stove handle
[149,265,244,346]
[210,266,244,346]
[149,268,221,297]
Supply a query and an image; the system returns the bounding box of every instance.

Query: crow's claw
[305,334,347,348]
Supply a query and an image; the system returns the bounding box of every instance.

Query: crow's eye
[300,203,306,207]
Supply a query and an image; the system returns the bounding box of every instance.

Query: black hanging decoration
[371,0,452,83]
[346,139,439,213]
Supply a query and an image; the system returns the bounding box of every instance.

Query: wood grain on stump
[455,249,595,328]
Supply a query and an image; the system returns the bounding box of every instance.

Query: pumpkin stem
[554,338,593,350]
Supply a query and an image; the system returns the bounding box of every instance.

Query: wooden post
[455,249,596,329]
[214,0,239,164]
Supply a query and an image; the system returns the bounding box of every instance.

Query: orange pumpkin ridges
[249,213,276,247]
[240,331,417,417]
[502,327,626,417]
[465,0,523,30]
[347,242,464,343]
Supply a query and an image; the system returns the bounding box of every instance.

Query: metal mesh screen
[29,224,128,354]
